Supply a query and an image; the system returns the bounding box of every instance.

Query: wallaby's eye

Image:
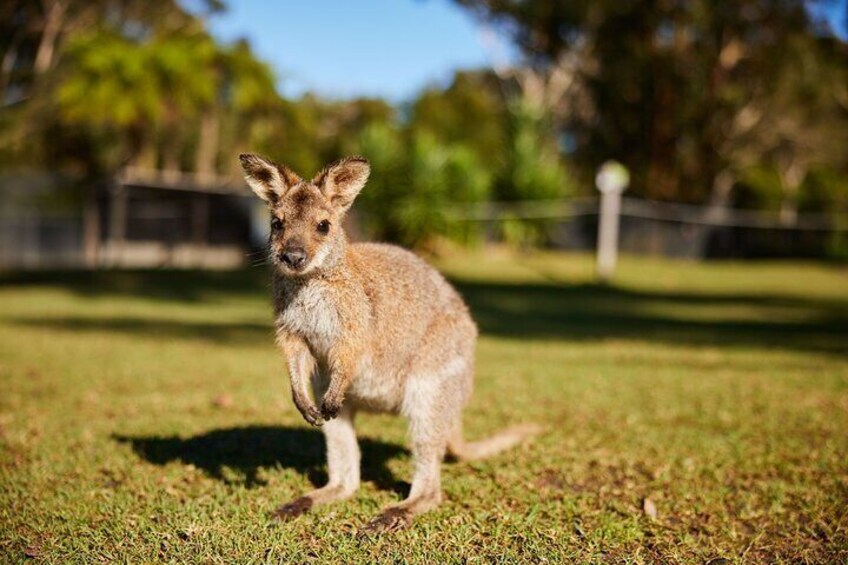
[317,220,330,234]
[270,217,283,231]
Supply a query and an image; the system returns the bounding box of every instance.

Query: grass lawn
[1,250,846,563]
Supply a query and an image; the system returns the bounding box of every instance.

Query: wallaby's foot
[360,507,413,535]
[271,496,313,520]
[359,490,441,535]
[272,482,358,521]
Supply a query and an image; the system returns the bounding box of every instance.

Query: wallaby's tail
[447,422,542,462]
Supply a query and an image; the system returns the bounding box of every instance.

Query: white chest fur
[276,280,339,359]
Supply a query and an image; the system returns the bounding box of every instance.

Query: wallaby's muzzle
[280,247,308,270]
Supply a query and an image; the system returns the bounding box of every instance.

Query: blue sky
[809,0,848,39]
[204,0,512,102]
[201,0,847,103]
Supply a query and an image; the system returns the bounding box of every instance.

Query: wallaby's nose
[280,248,307,269]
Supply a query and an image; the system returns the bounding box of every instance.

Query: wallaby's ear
[313,156,370,213]
[239,153,301,204]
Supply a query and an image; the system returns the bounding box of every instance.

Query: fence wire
[2,194,845,269]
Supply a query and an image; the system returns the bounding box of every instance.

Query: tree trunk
[705,169,734,221]
[779,184,800,227]
[82,182,100,268]
[195,109,220,178]
[778,159,804,227]
[163,152,181,173]
[107,181,128,267]
[696,169,735,257]
[130,142,157,170]
[34,0,66,74]
[162,127,182,174]
[0,33,22,99]
[124,123,155,170]
[190,194,210,267]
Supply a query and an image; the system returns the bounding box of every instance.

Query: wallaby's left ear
[313,156,370,213]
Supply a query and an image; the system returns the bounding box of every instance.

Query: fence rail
[446,196,847,232]
[119,167,246,195]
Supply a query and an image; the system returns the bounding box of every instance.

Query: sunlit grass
[1,251,846,563]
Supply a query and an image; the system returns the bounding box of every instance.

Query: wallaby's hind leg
[363,350,472,532]
[363,423,449,532]
[274,405,360,519]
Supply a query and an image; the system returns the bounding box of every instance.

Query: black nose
[280,248,307,269]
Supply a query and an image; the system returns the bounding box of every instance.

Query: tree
[456,0,848,210]
[1,0,215,103]
[54,30,164,169]
[409,70,507,172]
[741,35,848,223]
[353,123,492,248]
[212,39,279,176]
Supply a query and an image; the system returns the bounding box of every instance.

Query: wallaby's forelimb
[320,341,361,420]
[278,333,323,427]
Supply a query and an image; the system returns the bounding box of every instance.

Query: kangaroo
[239,152,539,532]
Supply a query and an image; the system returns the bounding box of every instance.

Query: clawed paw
[299,405,324,427]
[320,397,342,421]
[271,497,313,520]
[359,508,412,536]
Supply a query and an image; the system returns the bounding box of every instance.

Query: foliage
[54,26,223,170]
[260,95,395,177]
[456,0,848,215]
[1,1,277,175]
[409,70,507,172]
[353,123,407,240]
[499,99,569,202]
[358,69,574,248]
[354,125,493,247]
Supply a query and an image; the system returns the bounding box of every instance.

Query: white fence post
[595,161,629,282]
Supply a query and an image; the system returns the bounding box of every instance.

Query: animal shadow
[114,425,408,494]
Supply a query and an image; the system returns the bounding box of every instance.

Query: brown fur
[239,152,540,532]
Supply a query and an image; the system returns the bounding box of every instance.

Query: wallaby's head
[239,153,370,276]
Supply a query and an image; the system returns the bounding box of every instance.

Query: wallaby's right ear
[239,153,301,204]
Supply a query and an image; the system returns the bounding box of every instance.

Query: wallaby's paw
[271,496,313,520]
[299,405,325,427]
[320,397,342,421]
[359,508,413,535]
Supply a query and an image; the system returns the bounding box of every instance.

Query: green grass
[1,250,847,563]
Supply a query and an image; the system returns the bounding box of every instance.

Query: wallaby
[239,153,539,532]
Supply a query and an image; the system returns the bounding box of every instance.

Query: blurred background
[2,4,848,560]
[0,0,846,268]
